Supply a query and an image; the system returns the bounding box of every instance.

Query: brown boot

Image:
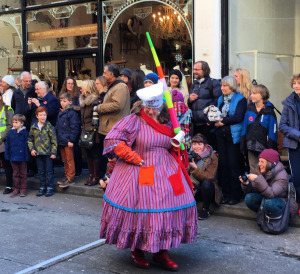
[85,158,94,185]
[89,159,100,186]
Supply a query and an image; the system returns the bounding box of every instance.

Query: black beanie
[169,69,182,82]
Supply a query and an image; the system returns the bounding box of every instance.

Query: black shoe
[198,208,210,220]
[228,199,240,205]
[45,189,55,197]
[36,188,46,196]
[220,197,230,204]
[3,187,13,194]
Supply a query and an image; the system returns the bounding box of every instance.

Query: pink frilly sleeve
[103,113,141,159]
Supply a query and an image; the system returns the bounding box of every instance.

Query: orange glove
[114,141,142,165]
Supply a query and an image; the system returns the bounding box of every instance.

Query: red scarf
[140,109,194,191]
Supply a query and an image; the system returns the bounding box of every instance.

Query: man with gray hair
[95,64,130,179]
[11,71,36,130]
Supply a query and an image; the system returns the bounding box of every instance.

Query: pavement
[1,166,299,228]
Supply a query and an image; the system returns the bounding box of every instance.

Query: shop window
[0,13,23,76]
[30,60,58,94]
[229,0,300,111]
[27,2,97,52]
[0,1,21,12]
[102,0,193,87]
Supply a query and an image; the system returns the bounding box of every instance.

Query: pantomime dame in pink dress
[100,83,197,271]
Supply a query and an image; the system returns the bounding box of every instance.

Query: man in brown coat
[95,64,130,178]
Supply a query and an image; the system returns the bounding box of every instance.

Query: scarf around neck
[140,108,193,191]
[221,92,234,117]
[140,108,175,137]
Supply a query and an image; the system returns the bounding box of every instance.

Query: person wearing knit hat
[239,148,298,220]
[120,68,132,80]
[172,89,192,149]
[169,69,182,82]
[1,75,15,107]
[120,68,132,92]
[144,73,159,87]
[167,69,189,105]
[258,149,279,166]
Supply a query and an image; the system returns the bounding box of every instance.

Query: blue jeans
[244,193,285,214]
[36,155,54,189]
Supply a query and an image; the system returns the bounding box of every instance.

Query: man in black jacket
[11,71,36,130]
[188,61,222,149]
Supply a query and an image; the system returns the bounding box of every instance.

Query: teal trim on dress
[103,194,196,213]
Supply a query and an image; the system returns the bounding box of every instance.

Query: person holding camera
[188,134,221,220]
[79,80,101,186]
[239,149,297,215]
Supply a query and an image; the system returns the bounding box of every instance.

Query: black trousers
[217,135,243,201]
[194,179,215,209]
[99,134,108,178]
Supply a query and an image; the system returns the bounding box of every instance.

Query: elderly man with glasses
[11,71,37,130]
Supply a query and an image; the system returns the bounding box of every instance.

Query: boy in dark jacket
[5,114,29,197]
[28,107,57,197]
[57,93,80,188]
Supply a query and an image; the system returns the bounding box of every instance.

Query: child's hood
[13,126,26,133]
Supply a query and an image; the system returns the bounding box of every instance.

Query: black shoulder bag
[256,181,295,235]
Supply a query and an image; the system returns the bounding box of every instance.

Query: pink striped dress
[100,113,198,253]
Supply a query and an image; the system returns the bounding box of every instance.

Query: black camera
[188,151,198,162]
[241,172,248,183]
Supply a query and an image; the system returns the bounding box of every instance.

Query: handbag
[78,129,95,149]
[256,182,295,235]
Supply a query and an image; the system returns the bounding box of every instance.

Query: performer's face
[144,106,159,119]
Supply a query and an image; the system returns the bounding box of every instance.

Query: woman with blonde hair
[234,68,252,103]
[79,80,101,186]
[95,76,107,103]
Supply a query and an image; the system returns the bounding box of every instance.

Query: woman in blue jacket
[215,76,247,205]
[279,73,300,205]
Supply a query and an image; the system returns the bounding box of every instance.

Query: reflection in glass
[229,0,300,110]
[0,13,23,76]
[0,0,21,12]
[30,60,58,94]
[102,0,193,86]
[27,2,97,52]
[65,57,96,82]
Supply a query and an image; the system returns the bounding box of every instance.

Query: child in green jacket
[28,107,57,197]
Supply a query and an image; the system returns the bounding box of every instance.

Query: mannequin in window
[126,15,147,52]
[140,64,153,75]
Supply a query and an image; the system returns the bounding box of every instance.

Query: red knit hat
[259,149,280,165]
